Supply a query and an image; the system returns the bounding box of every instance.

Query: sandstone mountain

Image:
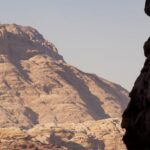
[0,24,129,129]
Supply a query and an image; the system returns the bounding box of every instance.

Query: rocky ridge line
[0,23,129,129]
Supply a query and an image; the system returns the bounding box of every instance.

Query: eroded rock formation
[0,118,126,150]
[122,1,150,149]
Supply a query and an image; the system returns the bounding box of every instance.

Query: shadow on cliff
[3,31,63,84]
[49,133,105,150]
[23,107,39,125]
[87,73,129,111]
[57,64,109,120]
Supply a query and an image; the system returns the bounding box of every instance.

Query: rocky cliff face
[0,24,129,129]
[122,1,150,150]
[0,118,126,150]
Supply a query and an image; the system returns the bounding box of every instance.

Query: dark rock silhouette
[122,1,150,150]
[145,0,150,16]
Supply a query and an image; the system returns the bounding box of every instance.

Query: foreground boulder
[145,0,150,16]
[122,1,150,149]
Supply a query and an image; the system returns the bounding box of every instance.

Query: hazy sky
[0,0,149,90]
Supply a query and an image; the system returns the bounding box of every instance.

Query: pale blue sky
[0,0,149,90]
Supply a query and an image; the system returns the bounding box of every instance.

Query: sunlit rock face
[0,24,129,129]
[122,1,150,150]
[0,118,126,150]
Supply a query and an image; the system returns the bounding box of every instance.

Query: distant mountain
[0,24,129,129]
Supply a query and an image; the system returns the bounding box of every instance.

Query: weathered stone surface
[0,139,67,150]
[122,1,150,149]
[0,118,126,150]
[28,118,126,150]
[0,24,129,129]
